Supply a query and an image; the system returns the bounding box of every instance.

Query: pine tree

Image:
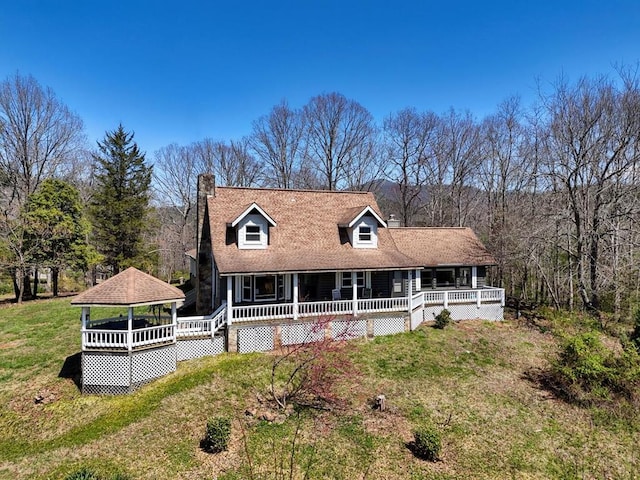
[90,125,153,274]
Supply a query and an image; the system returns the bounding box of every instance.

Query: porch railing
[177,302,227,338]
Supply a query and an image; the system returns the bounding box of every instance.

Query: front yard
[0,297,638,479]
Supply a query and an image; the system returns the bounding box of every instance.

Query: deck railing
[82,288,504,349]
[177,302,227,338]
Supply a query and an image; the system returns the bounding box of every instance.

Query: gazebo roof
[71,267,186,307]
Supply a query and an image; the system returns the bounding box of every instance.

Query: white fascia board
[230,203,277,228]
[346,206,387,228]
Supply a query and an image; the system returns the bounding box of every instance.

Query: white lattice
[131,346,176,384]
[332,319,367,340]
[373,317,405,336]
[281,323,325,346]
[478,304,504,321]
[237,326,275,353]
[448,304,480,321]
[82,352,130,387]
[177,336,225,361]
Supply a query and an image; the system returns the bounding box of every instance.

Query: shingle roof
[208,187,421,275]
[388,227,497,267]
[71,267,186,306]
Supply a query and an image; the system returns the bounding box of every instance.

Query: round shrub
[201,416,232,453]
[64,468,99,480]
[434,309,452,329]
[412,426,441,461]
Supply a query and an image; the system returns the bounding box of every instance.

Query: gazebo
[72,267,186,394]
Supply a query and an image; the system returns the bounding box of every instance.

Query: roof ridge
[215,186,373,195]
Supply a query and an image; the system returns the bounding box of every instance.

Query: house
[74,174,503,393]
[194,174,503,353]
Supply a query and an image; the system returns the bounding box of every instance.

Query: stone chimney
[387,214,401,228]
[196,174,215,314]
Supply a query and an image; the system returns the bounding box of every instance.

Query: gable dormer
[338,205,387,249]
[230,203,277,250]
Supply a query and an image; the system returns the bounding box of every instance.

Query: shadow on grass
[59,352,82,390]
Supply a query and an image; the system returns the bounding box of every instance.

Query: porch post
[81,307,88,351]
[407,270,413,314]
[476,290,481,308]
[226,276,233,326]
[171,302,177,342]
[443,291,449,309]
[415,269,421,291]
[352,271,358,317]
[471,266,478,289]
[293,273,299,321]
[127,307,133,351]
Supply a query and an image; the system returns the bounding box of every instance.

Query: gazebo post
[171,302,177,342]
[81,307,89,351]
[127,307,134,351]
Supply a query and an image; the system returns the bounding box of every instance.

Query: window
[358,226,372,242]
[342,271,365,288]
[245,225,261,243]
[422,269,434,289]
[435,268,455,287]
[255,275,276,300]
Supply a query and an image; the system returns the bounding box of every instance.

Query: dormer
[230,203,277,250]
[338,205,387,249]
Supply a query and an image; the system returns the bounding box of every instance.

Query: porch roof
[208,187,421,275]
[388,227,497,267]
[71,267,186,307]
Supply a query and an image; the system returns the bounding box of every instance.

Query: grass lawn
[0,297,639,479]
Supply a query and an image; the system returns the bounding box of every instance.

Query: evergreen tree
[90,125,153,274]
[23,179,100,296]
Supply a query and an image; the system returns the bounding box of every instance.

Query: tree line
[1,70,639,317]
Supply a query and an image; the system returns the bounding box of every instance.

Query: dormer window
[359,226,372,243]
[245,225,261,243]
[230,202,277,250]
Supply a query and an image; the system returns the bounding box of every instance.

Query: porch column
[407,270,413,314]
[81,307,89,351]
[415,269,421,291]
[476,290,481,308]
[171,302,177,342]
[443,291,449,309]
[352,271,358,317]
[471,266,478,289]
[226,276,233,326]
[293,273,299,321]
[127,307,134,351]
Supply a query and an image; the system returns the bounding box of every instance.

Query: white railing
[82,329,128,349]
[132,324,174,347]
[410,292,423,311]
[232,302,294,322]
[357,296,409,314]
[423,291,446,304]
[177,302,227,338]
[481,287,505,304]
[447,290,479,303]
[298,299,353,317]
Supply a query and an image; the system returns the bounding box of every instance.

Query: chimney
[196,174,215,314]
[387,214,401,228]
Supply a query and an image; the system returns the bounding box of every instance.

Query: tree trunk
[33,268,39,298]
[52,267,59,297]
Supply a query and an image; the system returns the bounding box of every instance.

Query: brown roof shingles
[388,227,496,266]
[208,187,420,275]
[71,267,185,306]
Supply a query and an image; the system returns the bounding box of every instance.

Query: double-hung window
[358,226,372,242]
[245,225,261,243]
[342,271,365,289]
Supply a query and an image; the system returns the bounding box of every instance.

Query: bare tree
[541,74,640,312]
[383,108,437,226]
[302,92,377,190]
[250,100,305,188]
[193,137,262,187]
[0,73,85,302]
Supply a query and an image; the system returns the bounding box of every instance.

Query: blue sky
[1,1,639,156]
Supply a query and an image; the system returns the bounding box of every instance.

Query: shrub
[412,426,441,461]
[201,416,232,453]
[630,308,640,350]
[434,309,452,329]
[65,468,100,480]
[556,331,611,390]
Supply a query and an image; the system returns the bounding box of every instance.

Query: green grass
[1,298,639,479]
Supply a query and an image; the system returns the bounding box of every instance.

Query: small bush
[412,426,441,461]
[201,416,231,453]
[65,468,100,480]
[630,308,640,350]
[434,309,452,329]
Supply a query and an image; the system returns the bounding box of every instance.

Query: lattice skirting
[82,345,177,394]
[332,319,367,340]
[281,323,326,345]
[372,316,405,336]
[237,326,275,353]
[423,303,504,322]
[177,336,225,361]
